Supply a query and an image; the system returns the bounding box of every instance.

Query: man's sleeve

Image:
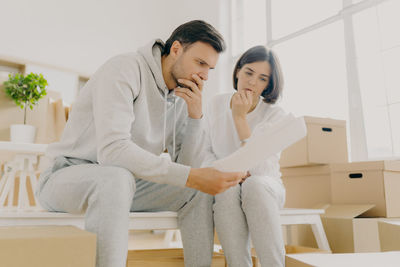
[91,56,190,187]
[199,125,218,168]
[170,100,217,168]
[168,111,205,168]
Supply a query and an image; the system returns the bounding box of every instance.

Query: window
[271,0,342,39]
[231,0,267,56]
[353,0,400,158]
[24,64,79,105]
[231,0,400,159]
[274,21,347,120]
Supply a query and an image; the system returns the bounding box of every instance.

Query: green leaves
[3,72,48,110]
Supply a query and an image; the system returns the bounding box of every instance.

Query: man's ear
[170,40,183,58]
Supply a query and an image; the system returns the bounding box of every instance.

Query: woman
[202,45,286,267]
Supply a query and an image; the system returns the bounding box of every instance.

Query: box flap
[384,160,400,172]
[378,220,400,252]
[313,204,375,218]
[379,220,400,226]
[331,160,400,172]
[303,116,346,127]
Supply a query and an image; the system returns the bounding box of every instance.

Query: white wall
[0,0,232,104]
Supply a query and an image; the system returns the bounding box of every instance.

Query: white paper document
[213,113,307,172]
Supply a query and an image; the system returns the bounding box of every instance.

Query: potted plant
[3,72,48,143]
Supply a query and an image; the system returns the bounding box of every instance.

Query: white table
[0,141,47,210]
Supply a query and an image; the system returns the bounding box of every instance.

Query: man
[36,20,247,267]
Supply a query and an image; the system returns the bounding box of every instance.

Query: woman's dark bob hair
[233,45,283,104]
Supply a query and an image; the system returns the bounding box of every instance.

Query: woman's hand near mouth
[231,90,253,144]
[231,90,253,119]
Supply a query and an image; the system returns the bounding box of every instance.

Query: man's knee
[96,166,136,198]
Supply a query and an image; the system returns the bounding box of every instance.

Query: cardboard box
[280,116,348,167]
[230,245,329,267]
[378,220,400,252]
[331,160,400,217]
[284,245,330,267]
[0,225,96,267]
[285,245,329,254]
[126,249,225,267]
[315,204,385,253]
[281,165,332,209]
[281,165,332,248]
[286,251,400,267]
[284,225,319,248]
[248,245,329,267]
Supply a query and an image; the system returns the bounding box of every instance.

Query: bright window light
[390,103,400,155]
[271,0,342,39]
[274,22,348,121]
[353,0,400,158]
[232,0,267,56]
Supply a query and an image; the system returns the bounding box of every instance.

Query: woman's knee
[241,176,281,206]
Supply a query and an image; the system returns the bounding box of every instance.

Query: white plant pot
[10,124,36,143]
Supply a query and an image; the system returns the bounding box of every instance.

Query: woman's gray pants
[213,175,286,267]
[36,158,214,267]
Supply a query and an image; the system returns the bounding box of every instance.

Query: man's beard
[170,57,196,89]
[170,62,182,88]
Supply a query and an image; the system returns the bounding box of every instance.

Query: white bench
[0,208,331,251]
[0,142,331,251]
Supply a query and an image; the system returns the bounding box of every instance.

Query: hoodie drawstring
[162,91,177,160]
[172,96,176,159]
[163,92,167,153]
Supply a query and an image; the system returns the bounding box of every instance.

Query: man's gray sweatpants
[36,157,214,267]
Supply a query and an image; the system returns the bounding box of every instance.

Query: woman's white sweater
[201,92,288,182]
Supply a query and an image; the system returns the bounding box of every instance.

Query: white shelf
[0,141,47,154]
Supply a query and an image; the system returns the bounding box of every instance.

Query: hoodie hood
[138,39,171,98]
[138,39,179,158]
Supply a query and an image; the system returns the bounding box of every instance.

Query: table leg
[310,217,331,251]
[18,170,28,209]
[286,225,293,245]
[0,163,10,196]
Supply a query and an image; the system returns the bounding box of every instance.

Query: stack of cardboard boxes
[280,116,400,260]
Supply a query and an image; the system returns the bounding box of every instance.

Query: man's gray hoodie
[41,39,204,188]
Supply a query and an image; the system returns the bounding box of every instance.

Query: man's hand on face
[174,74,203,119]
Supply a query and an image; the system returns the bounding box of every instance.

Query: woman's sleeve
[248,106,288,177]
[249,152,282,177]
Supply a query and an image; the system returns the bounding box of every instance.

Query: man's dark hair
[233,45,284,104]
[162,20,226,55]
